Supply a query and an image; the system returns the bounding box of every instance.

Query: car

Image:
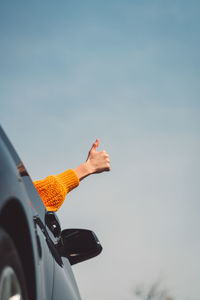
[0,126,102,300]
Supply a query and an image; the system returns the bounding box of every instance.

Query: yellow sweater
[34,169,79,211]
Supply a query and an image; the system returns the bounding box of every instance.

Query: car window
[0,126,46,216]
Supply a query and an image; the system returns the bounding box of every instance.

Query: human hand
[17,162,28,177]
[86,139,111,174]
[73,139,110,181]
[74,139,110,180]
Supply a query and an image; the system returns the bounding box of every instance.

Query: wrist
[73,162,92,181]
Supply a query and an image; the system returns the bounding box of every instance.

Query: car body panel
[0,126,81,300]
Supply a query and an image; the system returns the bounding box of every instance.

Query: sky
[0,1,200,299]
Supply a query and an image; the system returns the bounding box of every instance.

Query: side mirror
[59,229,103,265]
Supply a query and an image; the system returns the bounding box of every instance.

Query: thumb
[90,138,100,152]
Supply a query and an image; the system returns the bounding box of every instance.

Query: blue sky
[1,1,200,299]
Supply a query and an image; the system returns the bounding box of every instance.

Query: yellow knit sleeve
[33,169,79,211]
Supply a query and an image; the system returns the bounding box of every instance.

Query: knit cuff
[55,169,79,192]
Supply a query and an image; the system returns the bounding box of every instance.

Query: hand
[17,162,28,177]
[86,139,111,174]
[73,139,111,181]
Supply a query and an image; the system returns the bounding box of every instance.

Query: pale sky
[1,1,200,299]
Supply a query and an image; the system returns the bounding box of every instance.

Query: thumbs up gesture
[86,139,111,174]
[73,139,110,181]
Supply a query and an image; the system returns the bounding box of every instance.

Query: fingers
[101,150,109,157]
[101,150,111,171]
[105,163,111,171]
[90,138,100,152]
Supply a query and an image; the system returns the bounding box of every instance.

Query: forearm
[34,138,110,211]
[34,169,79,211]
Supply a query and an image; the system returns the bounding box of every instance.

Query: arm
[34,139,110,211]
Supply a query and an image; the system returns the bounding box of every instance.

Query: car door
[0,127,81,299]
[0,127,54,299]
[22,178,81,300]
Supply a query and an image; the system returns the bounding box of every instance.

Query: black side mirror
[59,229,103,265]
